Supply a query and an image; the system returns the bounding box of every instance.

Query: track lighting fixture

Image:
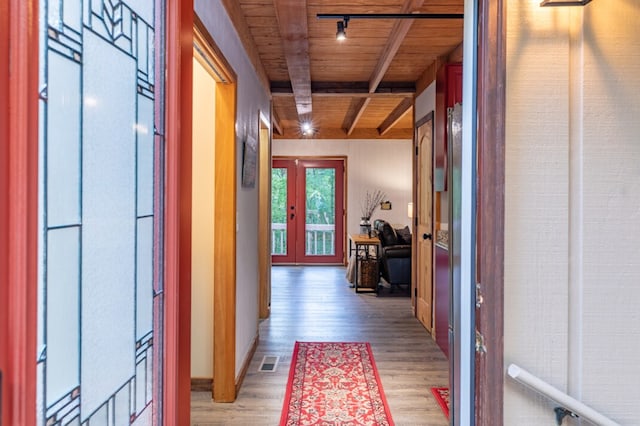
[319,13,463,40]
[336,17,348,41]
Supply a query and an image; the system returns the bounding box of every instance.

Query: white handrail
[507,364,621,426]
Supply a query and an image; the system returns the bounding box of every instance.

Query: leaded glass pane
[80,30,137,420]
[63,0,82,33]
[135,361,146,414]
[47,52,81,227]
[128,0,154,24]
[114,384,131,425]
[137,96,154,216]
[136,217,153,339]
[46,227,80,403]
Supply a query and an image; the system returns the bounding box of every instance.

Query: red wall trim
[164,0,193,424]
[1,0,39,425]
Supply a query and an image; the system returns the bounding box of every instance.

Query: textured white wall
[505,1,640,424]
[194,0,271,377]
[190,58,216,378]
[272,139,413,247]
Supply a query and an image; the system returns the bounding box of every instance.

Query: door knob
[290,213,295,220]
[422,233,432,240]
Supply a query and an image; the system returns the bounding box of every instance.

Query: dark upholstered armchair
[373,219,412,289]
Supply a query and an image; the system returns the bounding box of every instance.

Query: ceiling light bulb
[301,122,313,135]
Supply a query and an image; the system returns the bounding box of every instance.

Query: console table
[348,234,380,293]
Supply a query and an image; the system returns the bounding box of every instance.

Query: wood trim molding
[213,81,237,402]
[475,0,506,423]
[164,0,193,424]
[1,1,39,425]
[258,113,272,319]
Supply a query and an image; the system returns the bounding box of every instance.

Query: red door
[272,158,345,264]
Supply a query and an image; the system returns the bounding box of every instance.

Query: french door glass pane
[271,167,288,255]
[305,168,336,256]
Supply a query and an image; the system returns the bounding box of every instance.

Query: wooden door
[415,113,434,332]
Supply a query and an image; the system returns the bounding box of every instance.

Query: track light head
[336,20,346,41]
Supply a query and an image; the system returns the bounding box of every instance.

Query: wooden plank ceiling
[225,0,464,139]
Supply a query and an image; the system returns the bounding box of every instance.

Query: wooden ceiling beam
[273,0,312,117]
[219,0,271,93]
[346,0,424,134]
[415,41,464,95]
[272,108,283,136]
[447,41,464,63]
[378,98,414,136]
[343,98,371,136]
[270,81,416,97]
[368,0,426,93]
[272,92,414,98]
[275,127,414,140]
[415,59,439,95]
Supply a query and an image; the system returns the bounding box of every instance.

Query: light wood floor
[191,266,449,425]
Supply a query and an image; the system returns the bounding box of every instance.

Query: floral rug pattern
[430,387,450,419]
[280,342,394,426]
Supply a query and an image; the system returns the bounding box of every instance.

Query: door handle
[422,233,432,240]
[290,213,295,220]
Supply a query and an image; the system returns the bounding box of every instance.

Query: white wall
[272,139,413,243]
[190,58,216,378]
[505,1,640,424]
[195,0,271,377]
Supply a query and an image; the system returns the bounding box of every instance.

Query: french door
[272,158,345,264]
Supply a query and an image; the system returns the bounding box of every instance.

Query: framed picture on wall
[242,135,258,188]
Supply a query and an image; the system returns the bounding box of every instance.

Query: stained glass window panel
[38,0,163,423]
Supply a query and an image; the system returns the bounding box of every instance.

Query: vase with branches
[359,189,386,235]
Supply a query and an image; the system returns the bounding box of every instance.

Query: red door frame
[272,158,345,265]
[0,1,39,425]
[164,0,193,424]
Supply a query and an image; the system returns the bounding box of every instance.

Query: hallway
[191,266,449,425]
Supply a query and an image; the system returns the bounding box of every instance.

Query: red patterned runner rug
[280,342,394,426]
[430,387,450,419]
